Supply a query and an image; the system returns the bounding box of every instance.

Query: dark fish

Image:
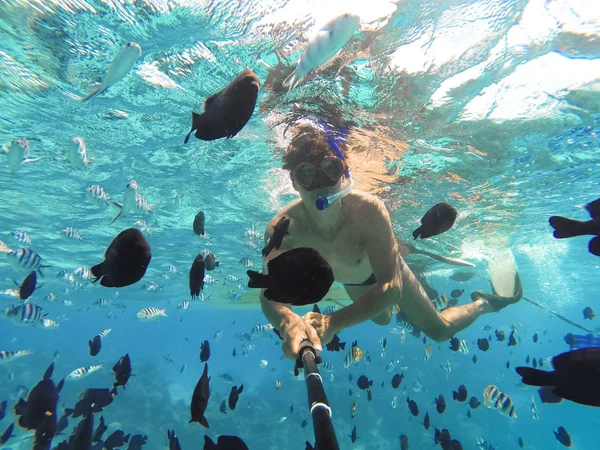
[17,271,37,300]
[412,202,457,240]
[525,355,530,364]
[506,361,510,369]
[516,348,600,407]
[549,197,600,256]
[450,271,475,282]
[312,304,320,313]
[168,430,182,450]
[533,358,538,369]
[247,247,334,306]
[407,397,419,416]
[468,396,480,409]
[554,426,572,447]
[0,400,6,420]
[477,338,490,352]
[533,332,539,343]
[325,334,346,352]
[219,399,227,414]
[92,416,107,442]
[381,381,384,388]
[203,434,249,450]
[67,388,114,418]
[538,386,563,404]
[104,430,130,449]
[290,404,294,414]
[56,413,68,434]
[228,385,243,410]
[205,252,219,271]
[348,389,352,397]
[262,216,290,257]
[189,254,206,300]
[435,394,446,414]
[349,425,357,443]
[305,441,314,450]
[495,330,506,341]
[14,368,59,431]
[449,337,460,352]
[89,335,101,357]
[453,385,467,402]
[399,434,409,450]
[56,408,94,450]
[356,376,372,390]
[232,348,236,357]
[184,69,260,142]
[301,419,307,428]
[367,390,372,402]
[0,423,14,445]
[127,434,148,450]
[466,408,471,418]
[193,211,205,236]
[200,340,210,362]
[91,228,151,288]
[190,363,211,428]
[348,374,352,382]
[450,289,464,299]
[113,354,132,390]
[424,411,430,429]
[423,336,427,344]
[508,330,517,346]
[518,436,524,448]
[391,373,404,389]
[583,306,595,320]
[472,355,478,364]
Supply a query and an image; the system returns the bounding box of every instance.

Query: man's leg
[396,258,493,342]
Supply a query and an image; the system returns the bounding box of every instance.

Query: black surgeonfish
[262,216,290,257]
[193,211,205,236]
[554,426,572,447]
[89,335,101,357]
[168,430,181,450]
[516,348,600,407]
[17,271,38,300]
[103,429,130,449]
[325,334,346,351]
[190,363,211,428]
[435,394,446,414]
[184,69,260,142]
[204,434,249,450]
[406,397,419,416]
[549,197,600,256]
[128,434,148,450]
[113,354,132,390]
[92,416,107,443]
[412,202,457,240]
[453,384,468,402]
[400,434,409,450]
[200,340,210,362]
[14,364,60,431]
[189,254,206,300]
[55,407,94,450]
[349,425,357,443]
[65,389,114,418]
[0,400,6,420]
[91,229,151,288]
[0,423,14,445]
[228,385,243,410]
[247,247,334,306]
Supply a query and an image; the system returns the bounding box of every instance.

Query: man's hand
[280,314,322,360]
[301,312,337,347]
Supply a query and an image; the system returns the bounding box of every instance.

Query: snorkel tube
[316,120,353,211]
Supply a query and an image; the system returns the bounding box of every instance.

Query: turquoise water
[1,0,599,449]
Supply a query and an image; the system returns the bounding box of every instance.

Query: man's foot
[471,272,523,312]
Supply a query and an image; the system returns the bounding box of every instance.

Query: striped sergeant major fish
[343,346,363,369]
[61,227,84,240]
[483,385,517,418]
[320,361,335,373]
[162,354,175,363]
[99,329,111,339]
[227,291,242,302]
[136,307,167,321]
[86,184,111,204]
[11,231,31,245]
[0,350,32,364]
[4,304,47,326]
[239,257,253,267]
[224,274,239,285]
[177,300,191,310]
[66,364,103,381]
[111,180,155,224]
[219,373,234,383]
[4,248,49,276]
[73,266,92,281]
[41,319,60,329]
[94,298,110,308]
[203,275,217,286]
[251,323,274,338]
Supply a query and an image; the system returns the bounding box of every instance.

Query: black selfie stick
[296,339,340,450]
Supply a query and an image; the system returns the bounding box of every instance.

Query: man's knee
[371,308,392,326]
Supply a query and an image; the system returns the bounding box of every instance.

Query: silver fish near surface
[2,139,40,174]
[66,137,92,170]
[282,13,360,91]
[86,185,112,204]
[11,231,31,245]
[0,349,32,364]
[82,42,142,101]
[61,227,84,240]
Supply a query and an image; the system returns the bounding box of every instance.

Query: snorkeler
[260,121,523,359]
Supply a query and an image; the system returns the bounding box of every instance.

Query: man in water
[261,124,522,359]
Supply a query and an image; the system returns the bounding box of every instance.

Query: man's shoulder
[346,190,386,215]
[265,200,304,234]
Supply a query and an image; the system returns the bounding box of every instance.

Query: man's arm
[330,201,403,332]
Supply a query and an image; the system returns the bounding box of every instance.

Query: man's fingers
[306,324,322,352]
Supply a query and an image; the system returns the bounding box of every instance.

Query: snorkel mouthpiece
[316,119,353,211]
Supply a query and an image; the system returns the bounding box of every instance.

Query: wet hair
[282,124,348,171]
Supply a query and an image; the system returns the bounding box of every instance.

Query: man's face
[291,156,346,193]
